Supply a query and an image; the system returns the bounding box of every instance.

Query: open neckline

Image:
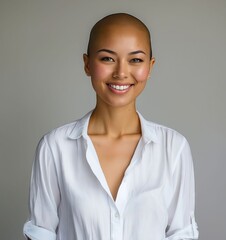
[85,134,143,203]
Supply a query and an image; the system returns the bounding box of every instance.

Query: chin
[104,100,136,109]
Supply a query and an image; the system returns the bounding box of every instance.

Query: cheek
[133,67,150,82]
[90,62,111,79]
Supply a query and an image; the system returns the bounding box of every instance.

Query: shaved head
[87,13,152,59]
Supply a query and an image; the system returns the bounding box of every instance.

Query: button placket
[114,212,119,219]
[109,172,131,240]
[110,207,122,240]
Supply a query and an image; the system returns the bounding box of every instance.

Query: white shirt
[23,110,199,240]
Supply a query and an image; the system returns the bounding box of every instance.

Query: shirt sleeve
[23,136,60,240]
[165,138,199,240]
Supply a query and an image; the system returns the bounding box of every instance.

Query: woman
[23,13,199,240]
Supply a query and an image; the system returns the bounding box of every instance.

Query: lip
[107,82,133,86]
[107,83,134,94]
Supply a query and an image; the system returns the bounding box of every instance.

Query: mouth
[108,84,131,91]
[107,83,134,94]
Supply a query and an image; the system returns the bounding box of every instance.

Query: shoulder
[38,120,79,152]
[46,121,77,141]
[139,112,188,147]
[150,120,189,151]
[140,114,191,169]
[38,111,92,150]
[152,121,187,145]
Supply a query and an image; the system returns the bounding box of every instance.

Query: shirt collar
[136,111,159,144]
[68,110,92,140]
[68,110,159,144]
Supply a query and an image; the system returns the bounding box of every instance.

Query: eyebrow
[96,49,146,55]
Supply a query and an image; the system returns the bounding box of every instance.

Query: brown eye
[130,58,143,63]
[101,57,114,62]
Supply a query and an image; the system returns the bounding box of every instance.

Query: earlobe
[83,54,91,76]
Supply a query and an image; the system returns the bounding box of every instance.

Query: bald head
[87,13,152,59]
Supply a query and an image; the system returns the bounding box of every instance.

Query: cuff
[23,221,56,240]
[165,214,199,240]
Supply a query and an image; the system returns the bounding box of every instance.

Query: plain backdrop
[0,0,225,239]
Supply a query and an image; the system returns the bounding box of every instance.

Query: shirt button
[115,212,119,218]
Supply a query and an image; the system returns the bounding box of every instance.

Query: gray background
[0,0,225,239]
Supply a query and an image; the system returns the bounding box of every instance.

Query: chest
[89,135,141,200]
[57,138,170,240]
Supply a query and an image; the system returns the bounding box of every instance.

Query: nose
[112,60,128,80]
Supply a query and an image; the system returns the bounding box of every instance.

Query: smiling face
[83,14,155,109]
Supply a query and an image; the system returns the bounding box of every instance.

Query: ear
[83,54,91,76]
[148,57,155,77]
[149,57,155,70]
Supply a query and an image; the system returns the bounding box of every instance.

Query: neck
[88,103,141,138]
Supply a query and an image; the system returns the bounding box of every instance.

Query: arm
[23,136,59,240]
[165,138,199,239]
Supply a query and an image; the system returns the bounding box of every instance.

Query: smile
[108,84,131,91]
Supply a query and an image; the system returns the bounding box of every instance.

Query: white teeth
[109,84,130,91]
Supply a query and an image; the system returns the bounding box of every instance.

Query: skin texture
[83,13,155,200]
[84,14,155,110]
